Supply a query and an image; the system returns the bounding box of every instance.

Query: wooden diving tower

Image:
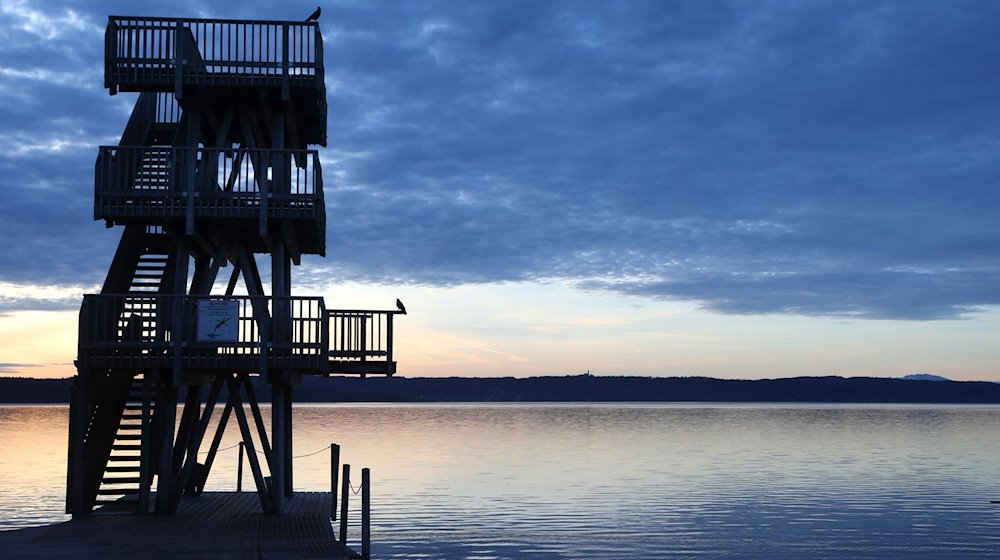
[66,15,403,518]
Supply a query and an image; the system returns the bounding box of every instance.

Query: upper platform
[105,16,327,146]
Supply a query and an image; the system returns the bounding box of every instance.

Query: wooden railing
[328,309,401,375]
[105,16,323,93]
[94,146,324,222]
[77,294,328,373]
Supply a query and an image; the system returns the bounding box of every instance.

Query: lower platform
[0,492,357,559]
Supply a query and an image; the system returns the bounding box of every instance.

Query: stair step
[98,488,139,495]
[105,466,142,473]
[119,425,142,431]
[124,404,143,411]
[116,434,142,441]
[122,414,143,420]
[94,499,139,506]
[102,476,142,484]
[108,455,141,462]
[112,444,142,451]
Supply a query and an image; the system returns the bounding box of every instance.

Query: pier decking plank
[0,492,356,559]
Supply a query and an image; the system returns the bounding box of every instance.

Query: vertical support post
[271,380,286,512]
[137,372,153,513]
[171,238,190,386]
[339,464,350,543]
[155,376,178,514]
[67,377,86,516]
[284,383,293,497]
[330,443,340,520]
[362,467,371,560]
[172,385,202,476]
[237,442,245,492]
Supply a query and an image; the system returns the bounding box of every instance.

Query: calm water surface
[2,403,1000,559]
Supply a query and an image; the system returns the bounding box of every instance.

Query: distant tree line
[3,375,1000,404]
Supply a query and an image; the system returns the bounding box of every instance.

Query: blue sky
[0,0,998,379]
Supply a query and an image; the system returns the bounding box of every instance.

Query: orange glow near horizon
[0,310,77,378]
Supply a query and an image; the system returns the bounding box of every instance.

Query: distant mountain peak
[902,373,950,382]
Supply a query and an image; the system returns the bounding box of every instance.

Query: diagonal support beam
[198,377,235,494]
[226,375,272,513]
[171,375,225,506]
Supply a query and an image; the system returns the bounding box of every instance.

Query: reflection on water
[2,403,1000,559]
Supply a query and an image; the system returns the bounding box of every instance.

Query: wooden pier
[0,492,357,559]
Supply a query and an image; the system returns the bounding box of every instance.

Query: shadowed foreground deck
[0,492,357,559]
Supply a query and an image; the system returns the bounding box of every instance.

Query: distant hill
[4,374,1000,404]
[0,377,73,403]
[902,373,950,382]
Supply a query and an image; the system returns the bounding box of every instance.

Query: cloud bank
[1,1,997,319]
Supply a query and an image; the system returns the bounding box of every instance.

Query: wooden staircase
[94,374,152,513]
[132,148,172,192]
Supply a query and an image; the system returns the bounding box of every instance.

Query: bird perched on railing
[396,299,407,314]
[305,6,321,21]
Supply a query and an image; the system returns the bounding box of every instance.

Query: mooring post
[362,467,371,560]
[330,443,340,521]
[237,441,245,492]
[339,463,351,543]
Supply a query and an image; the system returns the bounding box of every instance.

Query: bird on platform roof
[396,299,407,314]
[305,6,321,22]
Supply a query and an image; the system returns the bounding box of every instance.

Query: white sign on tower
[197,299,240,342]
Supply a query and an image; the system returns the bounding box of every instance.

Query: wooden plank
[0,493,355,559]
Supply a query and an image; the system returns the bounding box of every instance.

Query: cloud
[0,282,96,313]
[0,362,43,373]
[2,0,998,320]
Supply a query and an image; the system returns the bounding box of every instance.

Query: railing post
[339,464,351,543]
[237,441,245,492]
[173,22,183,100]
[281,23,290,101]
[386,313,394,369]
[359,315,367,364]
[185,148,196,235]
[330,443,340,520]
[322,309,331,373]
[259,152,269,237]
[362,467,371,560]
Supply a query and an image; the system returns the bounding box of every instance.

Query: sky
[0,0,998,380]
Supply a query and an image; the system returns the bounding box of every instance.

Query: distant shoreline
[3,374,1000,404]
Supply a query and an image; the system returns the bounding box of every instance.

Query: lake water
[2,403,1000,558]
